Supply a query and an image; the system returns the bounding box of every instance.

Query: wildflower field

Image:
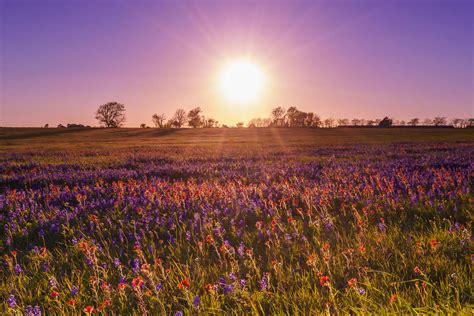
[1,128,473,314]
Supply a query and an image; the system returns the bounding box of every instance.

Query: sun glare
[218,59,265,104]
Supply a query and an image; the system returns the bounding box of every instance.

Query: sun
[218,59,265,104]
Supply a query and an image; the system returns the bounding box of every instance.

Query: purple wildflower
[14,264,22,274]
[48,277,57,288]
[70,285,78,296]
[7,294,17,308]
[192,295,200,308]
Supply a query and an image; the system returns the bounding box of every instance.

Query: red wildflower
[429,239,438,249]
[39,247,47,258]
[178,279,190,289]
[321,243,330,252]
[67,299,77,306]
[347,278,358,287]
[97,299,111,311]
[319,276,330,286]
[413,266,422,274]
[50,291,60,298]
[271,219,278,230]
[204,283,214,291]
[132,277,143,288]
[390,294,397,303]
[141,263,151,273]
[118,283,127,290]
[83,306,94,313]
[101,281,110,290]
[206,234,214,244]
[287,216,294,223]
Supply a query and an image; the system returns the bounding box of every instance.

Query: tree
[236,122,244,128]
[171,109,187,128]
[187,107,203,128]
[337,119,349,126]
[351,119,361,126]
[140,123,146,128]
[378,117,393,127]
[44,124,49,128]
[433,116,447,126]
[408,118,419,126]
[152,113,166,128]
[204,118,217,128]
[451,118,463,128]
[368,119,378,126]
[309,113,322,127]
[323,118,335,128]
[422,118,433,126]
[95,102,126,128]
[57,124,66,128]
[271,107,286,126]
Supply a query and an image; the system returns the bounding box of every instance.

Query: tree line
[45,102,474,128]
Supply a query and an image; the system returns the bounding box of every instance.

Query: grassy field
[1,127,473,151]
[1,128,473,314]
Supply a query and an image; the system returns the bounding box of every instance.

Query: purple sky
[1,0,473,127]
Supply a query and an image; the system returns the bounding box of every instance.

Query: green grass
[1,127,473,151]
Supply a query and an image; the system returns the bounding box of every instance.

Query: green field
[1,127,473,151]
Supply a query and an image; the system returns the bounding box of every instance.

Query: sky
[1,0,473,127]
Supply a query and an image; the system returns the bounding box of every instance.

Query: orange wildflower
[319,275,330,287]
[132,277,143,288]
[347,278,358,287]
[178,279,190,289]
[83,306,94,313]
[118,283,127,290]
[67,299,77,306]
[390,294,397,303]
[206,234,214,244]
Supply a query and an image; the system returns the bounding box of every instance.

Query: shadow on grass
[0,128,94,140]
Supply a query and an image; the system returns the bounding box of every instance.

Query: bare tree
[271,107,286,127]
[337,118,349,126]
[152,113,166,128]
[422,118,433,126]
[95,102,126,128]
[433,116,447,126]
[323,118,335,128]
[188,107,204,128]
[351,118,361,126]
[408,118,419,126]
[366,120,376,126]
[171,109,187,128]
[451,118,463,128]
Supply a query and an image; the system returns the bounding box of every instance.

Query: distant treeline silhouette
[40,102,474,129]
